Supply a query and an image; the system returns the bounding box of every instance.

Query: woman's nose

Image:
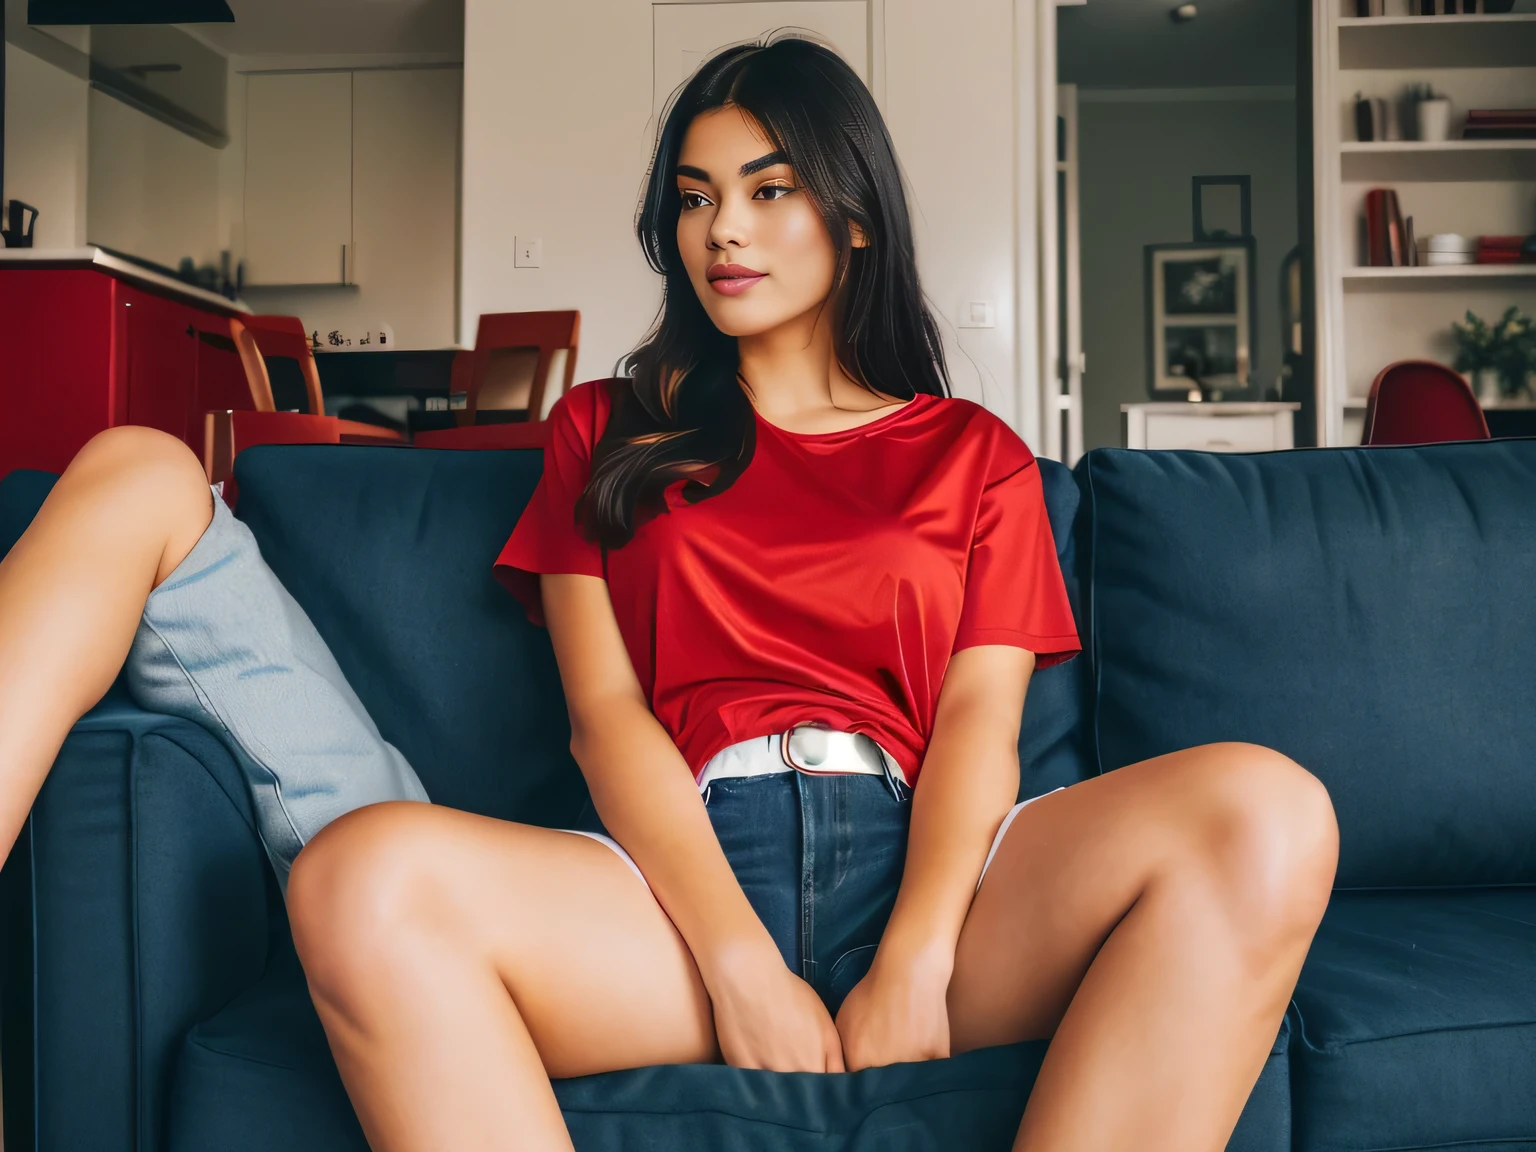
[708,196,750,250]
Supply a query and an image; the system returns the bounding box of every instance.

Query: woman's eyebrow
[674,151,789,182]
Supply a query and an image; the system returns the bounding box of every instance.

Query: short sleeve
[493,382,608,627]
[951,439,1081,667]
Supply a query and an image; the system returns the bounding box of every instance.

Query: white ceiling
[187,0,463,58]
[1059,0,1297,90]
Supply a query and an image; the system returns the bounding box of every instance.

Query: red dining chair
[457,309,580,427]
[206,316,405,488]
[411,310,580,450]
[1361,360,1491,446]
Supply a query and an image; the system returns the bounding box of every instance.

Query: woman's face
[674,106,862,338]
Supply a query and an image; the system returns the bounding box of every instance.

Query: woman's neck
[737,305,894,423]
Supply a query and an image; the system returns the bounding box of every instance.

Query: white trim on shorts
[977,787,1064,890]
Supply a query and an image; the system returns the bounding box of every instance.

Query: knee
[1184,744,1338,944]
[68,426,208,511]
[73,425,202,485]
[287,802,457,1004]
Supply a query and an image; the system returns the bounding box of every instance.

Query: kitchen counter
[0,247,251,315]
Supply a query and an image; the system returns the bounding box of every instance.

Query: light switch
[958,300,996,329]
[515,237,543,268]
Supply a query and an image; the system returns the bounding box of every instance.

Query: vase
[1474,368,1501,406]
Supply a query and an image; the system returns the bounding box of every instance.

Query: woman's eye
[756,184,794,201]
[679,190,710,211]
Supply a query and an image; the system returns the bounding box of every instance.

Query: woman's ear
[850,221,871,249]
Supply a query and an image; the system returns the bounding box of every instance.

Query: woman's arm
[540,571,845,1072]
[835,643,1035,1068]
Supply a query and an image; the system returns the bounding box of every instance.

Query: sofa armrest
[1,689,272,1152]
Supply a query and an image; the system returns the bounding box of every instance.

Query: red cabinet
[0,265,254,478]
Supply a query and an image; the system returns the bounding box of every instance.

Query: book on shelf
[1476,235,1534,264]
[1462,109,1536,140]
[1364,189,1408,267]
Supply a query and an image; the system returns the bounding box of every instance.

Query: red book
[1365,189,1396,267]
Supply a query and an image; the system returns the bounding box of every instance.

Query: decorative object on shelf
[1423,233,1477,266]
[1404,84,1453,141]
[1,201,39,249]
[1145,239,1256,400]
[1462,109,1536,140]
[1354,94,1404,142]
[1364,188,1409,266]
[1451,306,1535,400]
[1191,175,1252,242]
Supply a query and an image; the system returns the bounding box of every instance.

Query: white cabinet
[1121,402,1300,452]
[244,72,354,286]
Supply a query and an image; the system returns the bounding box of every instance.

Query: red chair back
[229,315,328,416]
[1361,360,1490,446]
[460,310,580,426]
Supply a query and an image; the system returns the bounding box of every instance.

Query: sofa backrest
[1080,439,1536,889]
[232,445,1094,827]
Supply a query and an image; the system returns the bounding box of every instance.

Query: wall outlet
[515,236,543,268]
[958,300,996,329]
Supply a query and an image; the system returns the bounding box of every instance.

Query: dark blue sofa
[2,436,1533,1152]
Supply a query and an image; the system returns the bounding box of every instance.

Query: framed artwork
[1144,239,1256,398]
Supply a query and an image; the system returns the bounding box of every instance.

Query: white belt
[697,725,909,797]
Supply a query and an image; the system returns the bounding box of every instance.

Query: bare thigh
[947,742,1336,1051]
[289,801,719,1078]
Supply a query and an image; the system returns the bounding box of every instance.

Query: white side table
[1121,402,1301,452]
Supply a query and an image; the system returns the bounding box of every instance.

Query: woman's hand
[703,942,846,1072]
[834,950,953,1072]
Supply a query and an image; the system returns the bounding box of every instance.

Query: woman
[0,36,1337,1152]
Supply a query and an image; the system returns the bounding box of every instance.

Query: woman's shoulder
[547,377,629,449]
[919,394,1039,470]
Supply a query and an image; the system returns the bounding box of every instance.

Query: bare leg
[947,742,1338,1152]
[0,426,213,858]
[287,802,719,1152]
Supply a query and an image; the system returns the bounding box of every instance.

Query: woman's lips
[707,263,767,296]
[710,273,767,296]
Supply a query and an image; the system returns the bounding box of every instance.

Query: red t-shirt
[495,378,1080,785]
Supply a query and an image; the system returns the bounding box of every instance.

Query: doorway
[1054,0,1314,457]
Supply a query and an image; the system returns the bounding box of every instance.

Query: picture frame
[1144,239,1257,399]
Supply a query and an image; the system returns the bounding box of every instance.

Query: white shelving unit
[1311,3,1536,445]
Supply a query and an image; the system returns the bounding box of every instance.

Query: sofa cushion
[233,446,1095,825]
[233,445,586,828]
[1081,439,1536,887]
[0,468,57,557]
[169,936,1290,1152]
[1292,888,1536,1152]
[1017,458,1094,798]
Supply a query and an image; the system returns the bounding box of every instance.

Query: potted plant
[1452,306,1534,403]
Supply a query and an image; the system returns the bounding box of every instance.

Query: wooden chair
[412,310,579,450]
[206,316,404,486]
[1362,360,1491,446]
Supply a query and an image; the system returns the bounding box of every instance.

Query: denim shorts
[573,769,910,1014]
[124,489,430,890]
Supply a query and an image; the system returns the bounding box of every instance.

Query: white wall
[1076,92,1299,451]
[3,41,89,248]
[460,0,1030,429]
[87,86,226,267]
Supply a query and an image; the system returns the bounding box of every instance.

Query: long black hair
[580,33,951,549]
